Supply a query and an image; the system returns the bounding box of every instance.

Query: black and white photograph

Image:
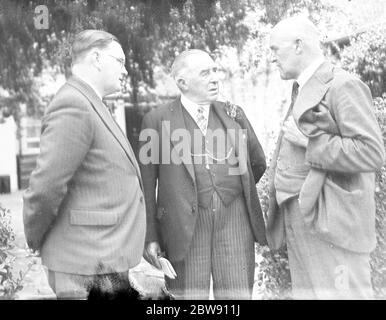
[0,0,385,306]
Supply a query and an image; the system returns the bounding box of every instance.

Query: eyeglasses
[103,53,126,68]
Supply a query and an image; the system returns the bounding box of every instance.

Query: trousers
[282,197,373,299]
[166,192,255,299]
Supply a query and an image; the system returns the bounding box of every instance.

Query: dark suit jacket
[23,76,146,274]
[266,62,385,253]
[139,99,267,262]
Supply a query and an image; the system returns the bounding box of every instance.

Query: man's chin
[279,72,288,80]
[105,87,121,97]
[279,72,294,81]
[209,92,218,101]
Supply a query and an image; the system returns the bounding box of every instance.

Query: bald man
[266,17,385,299]
[139,49,267,299]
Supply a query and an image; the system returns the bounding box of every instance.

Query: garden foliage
[340,29,386,298]
[0,204,23,299]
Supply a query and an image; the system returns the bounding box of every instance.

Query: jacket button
[140,196,144,203]
[192,205,196,213]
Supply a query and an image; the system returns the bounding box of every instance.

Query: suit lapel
[163,99,196,182]
[211,101,242,156]
[292,62,334,123]
[212,101,252,215]
[211,101,249,179]
[67,76,143,190]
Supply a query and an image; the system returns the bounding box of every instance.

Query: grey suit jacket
[139,99,267,262]
[266,62,385,253]
[23,76,146,275]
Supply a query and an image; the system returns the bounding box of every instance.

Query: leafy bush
[340,29,386,298]
[255,244,291,299]
[340,27,386,98]
[0,205,15,248]
[371,96,386,299]
[255,164,292,300]
[0,204,23,299]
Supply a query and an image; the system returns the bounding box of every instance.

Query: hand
[26,245,40,257]
[143,241,162,270]
[282,116,309,148]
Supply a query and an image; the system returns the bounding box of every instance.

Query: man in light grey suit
[266,17,385,299]
[23,30,146,299]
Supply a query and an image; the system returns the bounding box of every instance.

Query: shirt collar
[296,57,325,92]
[180,94,211,120]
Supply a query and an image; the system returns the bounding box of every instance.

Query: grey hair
[170,49,211,79]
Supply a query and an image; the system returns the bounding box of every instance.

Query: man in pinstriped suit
[139,49,267,299]
[23,30,146,299]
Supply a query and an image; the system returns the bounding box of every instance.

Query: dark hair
[71,29,119,64]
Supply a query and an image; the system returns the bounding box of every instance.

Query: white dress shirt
[180,94,210,127]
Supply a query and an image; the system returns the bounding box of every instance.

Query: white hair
[170,49,211,79]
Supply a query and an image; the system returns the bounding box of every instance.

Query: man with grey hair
[266,16,385,299]
[23,30,146,299]
[139,49,267,299]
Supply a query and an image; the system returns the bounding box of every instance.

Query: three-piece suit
[139,98,267,299]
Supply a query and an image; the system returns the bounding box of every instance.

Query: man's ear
[90,50,102,71]
[176,77,187,91]
[294,39,303,55]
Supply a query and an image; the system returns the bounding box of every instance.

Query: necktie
[267,80,300,192]
[106,104,115,118]
[288,81,299,116]
[196,105,208,135]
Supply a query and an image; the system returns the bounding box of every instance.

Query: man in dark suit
[266,17,385,299]
[139,49,267,299]
[23,30,146,299]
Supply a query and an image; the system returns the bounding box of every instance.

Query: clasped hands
[282,116,309,148]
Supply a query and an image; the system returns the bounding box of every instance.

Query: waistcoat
[182,106,243,208]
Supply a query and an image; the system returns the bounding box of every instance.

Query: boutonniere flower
[225,101,242,122]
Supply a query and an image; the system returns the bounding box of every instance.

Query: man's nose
[122,66,128,76]
[210,70,219,82]
[270,52,277,63]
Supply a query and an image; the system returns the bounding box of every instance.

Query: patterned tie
[196,105,208,135]
[289,81,299,115]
